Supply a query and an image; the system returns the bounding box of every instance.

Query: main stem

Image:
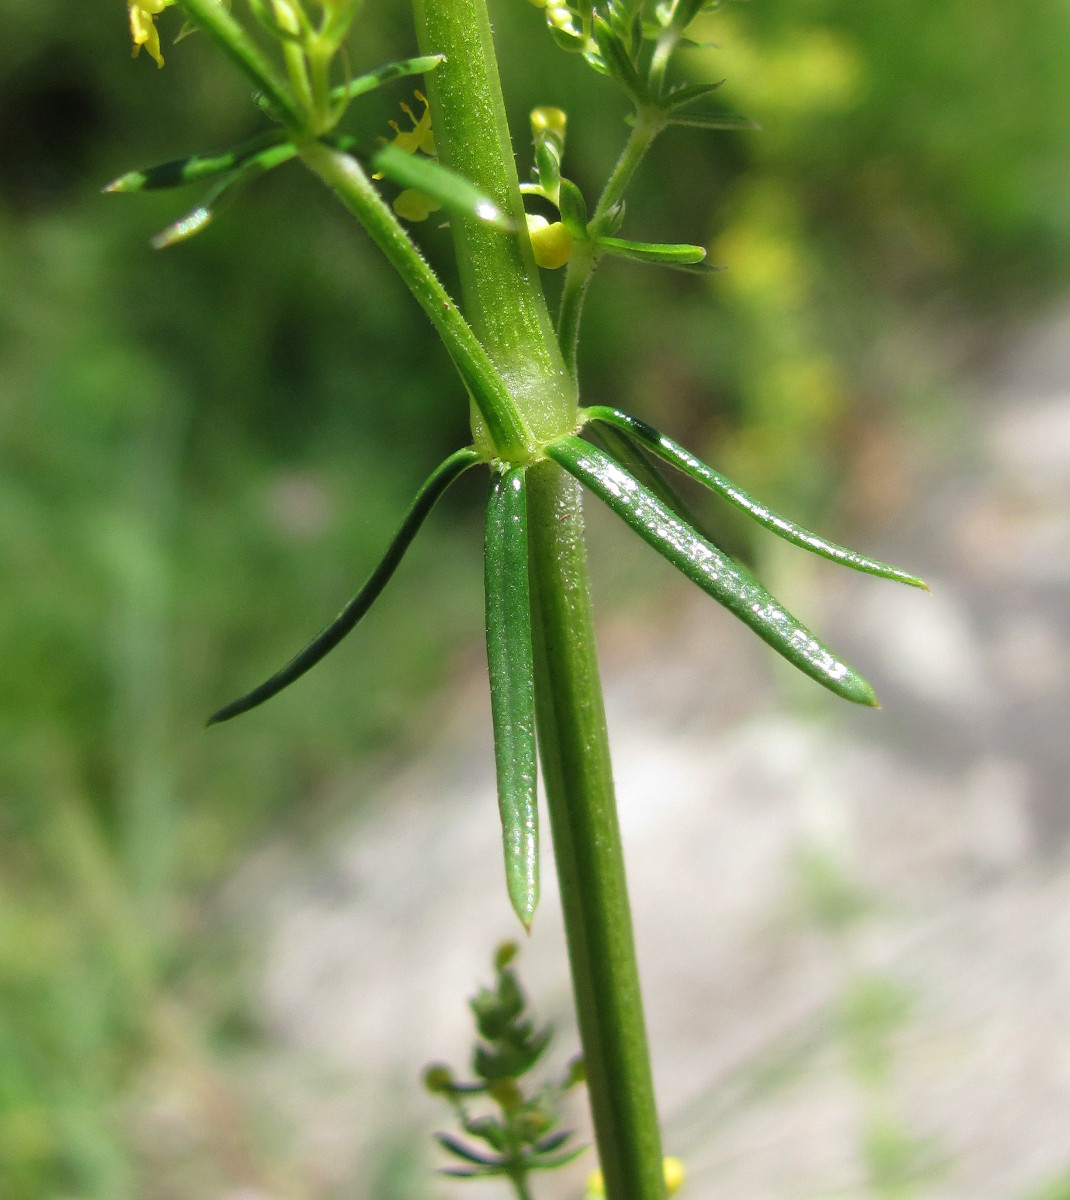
[527,462,667,1200]
[409,3,666,1193]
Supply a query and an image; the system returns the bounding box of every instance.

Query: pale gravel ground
[226,313,1070,1200]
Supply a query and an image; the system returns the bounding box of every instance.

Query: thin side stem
[526,460,667,1200]
[298,142,535,460]
[557,107,666,378]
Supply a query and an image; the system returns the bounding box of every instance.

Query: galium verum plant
[112,0,925,1195]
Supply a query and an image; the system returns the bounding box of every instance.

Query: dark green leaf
[546,437,879,706]
[331,53,445,102]
[586,421,706,535]
[533,1129,574,1154]
[104,129,288,193]
[535,138,562,200]
[558,178,588,238]
[207,447,482,725]
[370,144,514,229]
[485,468,539,929]
[435,1133,502,1167]
[583,407,928,588]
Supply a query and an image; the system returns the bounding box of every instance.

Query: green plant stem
[298,141,534,460]
[412,0,577,447]
[557,107,665,378]
[527,460,667,1200]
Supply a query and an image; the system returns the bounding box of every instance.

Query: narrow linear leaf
[586,421,707,536]
[439,1167,490,1178]
[331,53,445,103]
[435,1132,503,1167]
[596,235,707,266]
[485,468,539,930]
[583,407,928,588]
[529,1145,588,1169]
[370,143,514,230]
[207,447,482,725]
[667,109,760,131]
[150,141,298,248]
[546,437,879,706]
[662,78,726,111]
[104,129,287,193]
[533,1129,575,1154]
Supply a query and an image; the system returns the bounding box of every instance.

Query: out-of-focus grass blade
[149,141,298,248]
[583,406,928,589]
[546,436,879,706]
[331,53,445,103]
[208,446,482,726]
[485,467,539,930]
[595,236,717,273]
[371,144,514,229]
[105,130,289,193]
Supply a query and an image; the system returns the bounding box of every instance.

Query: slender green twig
[557,106,666,376]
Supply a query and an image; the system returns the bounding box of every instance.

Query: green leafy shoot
[485,469,539,930]
[594,235,715,271]
[424,943,586,1193]
[546,436,879,706]
[149,140,299,248]
[582,407,928,588]
[207,446,482,726]
[370,143,514,229]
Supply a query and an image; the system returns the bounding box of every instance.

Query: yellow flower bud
[392,189,442,223]
[526,214,573,269]
[530,106,567,148]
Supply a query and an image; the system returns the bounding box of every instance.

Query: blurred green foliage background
[3,0,1070,1194]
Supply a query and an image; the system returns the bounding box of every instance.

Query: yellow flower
[128,0,173,68]
[388,91,436,157]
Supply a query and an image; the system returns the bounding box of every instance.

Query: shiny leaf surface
[546,436,879,706]
[485,468,539,929]
[583,407,927,588]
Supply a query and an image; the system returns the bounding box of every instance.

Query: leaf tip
[103,171,143,194]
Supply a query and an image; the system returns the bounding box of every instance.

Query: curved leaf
[582,407,927,588]
[485,468,539,929]
[546,436,879,706]
[207,447,482,725]
[370,143,514,229]
[331,54,445,103]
